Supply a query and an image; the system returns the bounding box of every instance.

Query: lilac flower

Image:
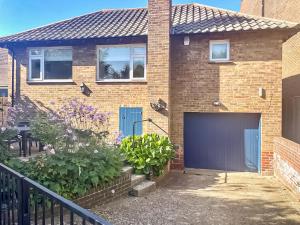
[113,131,124,145]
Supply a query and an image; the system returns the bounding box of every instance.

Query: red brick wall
[274,137,300,198]
[147,0,171,135]
[240,0,262,16]
[170,31,284,175]
[0,48,8,88]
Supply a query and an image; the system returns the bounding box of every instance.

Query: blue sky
[0,0,240,37]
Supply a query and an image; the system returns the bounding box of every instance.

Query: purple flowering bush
[58,98,110,135]
[6,98,123,199]
[6,96,39,127]
[29,98,115,153]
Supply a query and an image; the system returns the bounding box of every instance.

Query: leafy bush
[120,134,175,176]
[30,114,66,151]
[0,127,18,162]
[7,145,123,199]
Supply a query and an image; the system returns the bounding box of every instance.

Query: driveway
[93,171,300,225]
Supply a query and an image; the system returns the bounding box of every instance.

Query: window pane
[44,49,72,79]
[133,47,146,55]
[99,48,130,80]
[30,49,42,56]
[212,43,228,60]
[31,59,41,79]
[133,57,145,78]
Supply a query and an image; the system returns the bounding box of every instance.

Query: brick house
[241,0,300,196]
[0,0,298,175]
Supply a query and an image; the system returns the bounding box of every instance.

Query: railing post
[17,177,30,225]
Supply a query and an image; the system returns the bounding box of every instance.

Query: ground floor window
[97,44,146,82]
[29,47,72,81]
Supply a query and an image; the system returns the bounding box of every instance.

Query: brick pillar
[147,0,171,135]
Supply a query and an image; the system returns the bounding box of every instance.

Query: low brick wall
[74,169,131,209]
[274,137,300,199]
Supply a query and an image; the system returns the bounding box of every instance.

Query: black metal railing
[0,163,111,225]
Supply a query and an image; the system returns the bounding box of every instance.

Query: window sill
[27,79,75,84]
[96,79,147,83]
[208,60,234,64]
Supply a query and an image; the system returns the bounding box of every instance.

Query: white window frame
[209,40,230,62]
[28,46,73,82]
[96,44,147,82]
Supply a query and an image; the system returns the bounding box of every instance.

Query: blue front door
[119,107,143,136]
[184,113,261,172]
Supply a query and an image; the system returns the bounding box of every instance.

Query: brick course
[74,169,131,208]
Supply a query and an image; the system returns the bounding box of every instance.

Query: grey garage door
[184,113,261,172]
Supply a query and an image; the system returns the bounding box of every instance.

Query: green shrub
[120,134,175,176]
[0,127,18,163]
[30,114,66,151]
[7,145,123,199]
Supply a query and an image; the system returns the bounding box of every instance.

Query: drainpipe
[262,0,265,17]
[10,48,15,107]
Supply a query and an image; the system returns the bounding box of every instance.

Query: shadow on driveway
[94,171,300,225]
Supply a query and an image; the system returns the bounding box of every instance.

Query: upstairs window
[29,47,72,81]
[97,45,146,81]
[209,40,230,62]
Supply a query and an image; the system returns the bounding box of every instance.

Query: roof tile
[0,3,298,44]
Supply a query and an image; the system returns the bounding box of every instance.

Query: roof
[0,3,298,45]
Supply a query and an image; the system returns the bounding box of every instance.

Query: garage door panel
[184,113,260,172]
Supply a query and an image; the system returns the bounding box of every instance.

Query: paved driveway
[93,171,300,225]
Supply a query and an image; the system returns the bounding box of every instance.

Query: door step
[130,180,156,197]
[131,174,146,187]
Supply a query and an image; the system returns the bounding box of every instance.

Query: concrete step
[131,174,146,187]
[130,180,156,197]
[122,166,134,174]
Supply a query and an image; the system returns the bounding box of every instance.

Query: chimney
[147,0,172,135]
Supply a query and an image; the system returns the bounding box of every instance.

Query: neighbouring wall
[240,0,262,16]
[274,137,300,199]
[241,0,300,144]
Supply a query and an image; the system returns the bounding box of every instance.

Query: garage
[184,113,261,172]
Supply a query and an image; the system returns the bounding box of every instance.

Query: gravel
[93,171,300,225]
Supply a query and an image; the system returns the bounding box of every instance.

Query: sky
[0,0,241,37]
